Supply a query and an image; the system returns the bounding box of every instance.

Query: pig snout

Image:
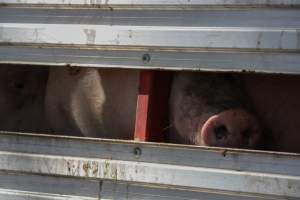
[200,109,261,148]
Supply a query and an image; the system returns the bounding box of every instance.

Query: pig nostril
[214,125,228,140]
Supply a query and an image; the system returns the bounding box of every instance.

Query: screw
[133,147,142,158]
[142,54,151,64]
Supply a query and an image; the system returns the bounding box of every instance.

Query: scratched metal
[0,23,299,50]
[0,173,287,200]
[1,0,300,6]
[0,2,299,73]
[1,45,300,74]
[1,8,300,28]
[0,132,299,199]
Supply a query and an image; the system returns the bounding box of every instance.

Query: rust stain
[112,168,118,180]
[92,161,99,176]
[83,162,90,176]
[82,161,99,177]
[102,160,118,180]
[103,160,110,177]
[67,160,79,176]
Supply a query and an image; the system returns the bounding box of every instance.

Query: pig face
[169,72,262,149]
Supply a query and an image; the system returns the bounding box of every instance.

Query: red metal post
[134,71,153,141]
[134,70,172,142]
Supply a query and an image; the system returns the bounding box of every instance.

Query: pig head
[169,72,262,149]
[45,68,262,149]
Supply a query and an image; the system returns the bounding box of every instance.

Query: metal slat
[0,173,284,200]
[0,132,299,199]
[1,8,300,28]
[1,132,300,177]
[1,24,299,50]
[1,46,300,74]
[0,1,299,73]
[99,182,291,200]
[0,172,100,200]
[1,0,300,6]
[1,151,300,197]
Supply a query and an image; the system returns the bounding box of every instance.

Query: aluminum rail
[0,131,299,200]
[0,1,300,73]
[1,0,300,6]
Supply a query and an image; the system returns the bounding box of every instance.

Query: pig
[168,72,262,149]
[0,65,50,133]
[45,67,139,139]
[46,67,263,149]
[242,73,300,153]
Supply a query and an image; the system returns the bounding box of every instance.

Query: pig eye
[214,125,228,140]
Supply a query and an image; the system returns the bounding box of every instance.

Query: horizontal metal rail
[0,173,286,200]
[1,45,300,74]
[0,132,299,199]
[0,1,299,73]
[1,0,300,7]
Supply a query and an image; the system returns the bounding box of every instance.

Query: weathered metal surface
[0,1,299,73]
[0,172,100,200]
[1,8,300,27]
[1,46,300,74]
[0,132,299,199]
[1,0,300,6]
[1,23,299,50]
[0,173,288,200]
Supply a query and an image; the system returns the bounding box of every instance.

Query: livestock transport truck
[0,0,300,199]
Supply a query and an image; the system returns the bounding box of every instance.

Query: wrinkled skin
[169,72,262,149]
[45,67,139,139]
[242,74,300,153]
[0,65,50,133]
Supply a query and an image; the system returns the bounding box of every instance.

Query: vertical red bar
[134,70,172,142]
[134,71,153,141]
